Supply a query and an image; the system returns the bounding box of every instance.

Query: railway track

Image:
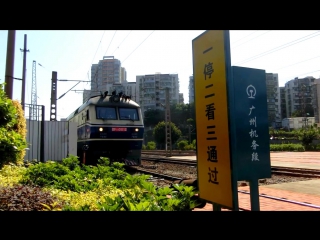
[126,166,320,211]
[271,166,320,178]
[141,156,320,178]
[141,156,196,166]
[141,150,196,156]
[125,165,184,181]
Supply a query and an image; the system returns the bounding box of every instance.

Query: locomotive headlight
[99,127,103,132]
[135,128,139,132]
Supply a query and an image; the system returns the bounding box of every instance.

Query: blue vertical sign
[231,66,271,181]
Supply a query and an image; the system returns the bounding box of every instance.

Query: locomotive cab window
[119,108,139,121]
[96,107,117,120]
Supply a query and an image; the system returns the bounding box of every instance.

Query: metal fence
[24,104,77,162]
[24,104,44,162]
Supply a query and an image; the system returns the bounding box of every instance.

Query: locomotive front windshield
[119,108,139,121]
[96,107,117,120]
[96,106,139,121]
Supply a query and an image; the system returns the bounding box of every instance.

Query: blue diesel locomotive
[66,91,144,165]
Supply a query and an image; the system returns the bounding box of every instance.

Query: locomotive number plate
[112,127,127,132]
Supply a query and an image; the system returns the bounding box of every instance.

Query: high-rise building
[136,73,180,117]
[266,73,281,126]
[188,75,194,104]
[179,93,184,104]
[280,87,287,119]
[284,76,315,118]
[83,56,122,101]
[311,78,320,124]
[90,56,121,91]
[120,67,127,84]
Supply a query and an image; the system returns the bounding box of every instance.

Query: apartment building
[265,73,281,126]
[136,73,179,117]
[89,56,121,94]
[179,93,184,104]
[83,56,124,102]
[280,87,287,119]
[284,76,315,118]
[120,67,127,83]
[311,78,320,124]
[188,75,194,104]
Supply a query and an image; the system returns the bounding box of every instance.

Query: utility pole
[50,71,57,121]
[4,30,16,99]
[20,34,30,111]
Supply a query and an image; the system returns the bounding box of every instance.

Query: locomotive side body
[67,93,144,165]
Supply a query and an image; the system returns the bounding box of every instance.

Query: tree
[153,121,182,149]
[143,102,197,144]
[168,103,196,142]
[143,109,164,127]
[291,110,303,117]
[297,126,319,150]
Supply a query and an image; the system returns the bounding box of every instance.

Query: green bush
[146,141,156,150]
[192,139,196,149]
[184,144,194,150]
[142,144,146,150]
[177,140,188,151]
[63,178,199,211]
[0,83,27,168]
[1,155,201,211]
[304,144,320,151]
[20,161,71,187]
[0,163,27,187]
[0,128,27,168]
[269,129,299,139]
[270,144,305,152]
[0,84,17,128]
[297,127,320,148]
[153,121,182,147]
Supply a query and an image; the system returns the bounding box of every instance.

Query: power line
[111,30,132,55]
[285,69,320,81]
[232,30,272,49]
[235,31,320,65]
[86,31,106,88]
[122,30,155,64]
[103,30,117,56]
[230,30,258,45]
[274,54,320,72]
[91,31,106,65]
[90,31,117,91]
[232,31,257,44]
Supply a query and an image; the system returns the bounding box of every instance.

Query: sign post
[192,30,238,210]
[192,31,271,211]
[230,66,272,211]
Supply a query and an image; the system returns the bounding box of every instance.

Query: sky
[1,30,320,121]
